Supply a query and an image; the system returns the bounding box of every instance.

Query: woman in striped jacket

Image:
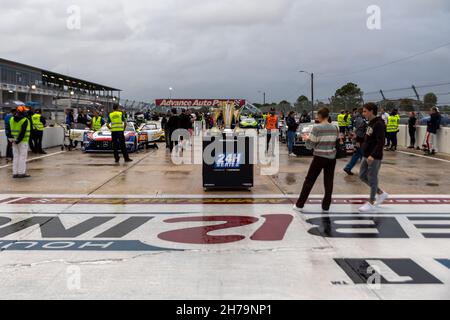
[293,107,339,212]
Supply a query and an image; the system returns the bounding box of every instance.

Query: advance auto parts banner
[155,99,246,108]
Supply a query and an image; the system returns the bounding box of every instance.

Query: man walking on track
[358,103,389,213]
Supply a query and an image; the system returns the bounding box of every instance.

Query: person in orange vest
[265,108,279,155]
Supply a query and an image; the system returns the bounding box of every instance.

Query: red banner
[155,99,246,108]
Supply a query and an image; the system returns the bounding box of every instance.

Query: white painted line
[0,151,66,169]
[1,193,450,200]
[397,150,450,164]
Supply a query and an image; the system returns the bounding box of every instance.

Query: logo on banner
[214,153,242,169]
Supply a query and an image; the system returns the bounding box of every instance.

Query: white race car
[138,121,165,143]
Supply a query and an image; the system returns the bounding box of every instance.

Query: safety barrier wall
[0,127,64,157]
[0,125,449,157]
[398,125,450,155]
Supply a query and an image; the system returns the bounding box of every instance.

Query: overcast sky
[1,0,450,104]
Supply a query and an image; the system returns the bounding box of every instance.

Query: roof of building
[0,57,121,92]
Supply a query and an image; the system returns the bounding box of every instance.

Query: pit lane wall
[397,125,450,155]
[0,127,64,157]
[0,125,449,157]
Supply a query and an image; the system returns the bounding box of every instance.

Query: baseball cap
[16,106,29,113]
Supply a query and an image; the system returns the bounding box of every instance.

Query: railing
[0,82,118,103]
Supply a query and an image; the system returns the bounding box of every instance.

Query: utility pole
[311,73,314,118]
[412,85,422,117]
[299,70,314,118]
[258,91,266,105]
[412,85,421,101]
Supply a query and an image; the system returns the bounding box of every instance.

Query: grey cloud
[0,0,449,103]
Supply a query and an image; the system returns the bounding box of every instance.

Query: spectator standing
[167,108,180,152]
[265,108,279,154]
[4,107,16,162]
[77,109,89,126]
[337,110,347,135]
[408,112,418,149]
[424,107,441,155]
[385,109,400,151]
[7,106,31,178]
[286,111,298,157]
[65,109,74,128]
[31,109,47,154]
[293,108,338,212]
[161,113,169,149]
[300,110,311,124]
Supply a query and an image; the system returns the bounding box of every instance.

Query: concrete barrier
[398,125,450,154]
[0,127,64,157]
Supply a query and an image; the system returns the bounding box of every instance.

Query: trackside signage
[155,99,246,108]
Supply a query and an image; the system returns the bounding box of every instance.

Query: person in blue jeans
[344,108,367,175]
[286,111,298,156]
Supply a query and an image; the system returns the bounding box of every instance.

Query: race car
[82,123,146,153]
[293,123,314,156]
[239,116,259,129]
[138,121,165,143]
[292,123,355,157]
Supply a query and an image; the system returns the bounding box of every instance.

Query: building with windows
[0,58,121,113]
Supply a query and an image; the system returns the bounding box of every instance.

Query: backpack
[355,117,368,139]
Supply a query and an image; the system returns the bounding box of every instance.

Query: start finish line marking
[1,195,450,205]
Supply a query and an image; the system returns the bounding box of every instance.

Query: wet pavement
[0,142,449,299]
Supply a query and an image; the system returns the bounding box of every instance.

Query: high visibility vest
[386,115,400,133]
[10,117,31,143]
[266,115,278,130]
[337,114,346,127]
[32,114,44,131]
[109,111,124,132]
[346,115,351,127]
[92,116,103,131]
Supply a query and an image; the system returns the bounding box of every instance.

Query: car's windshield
[142,124,157,130]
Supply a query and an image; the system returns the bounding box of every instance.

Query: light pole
[169,87,173,100]
[299,70,314,119]
[258,90,266,105]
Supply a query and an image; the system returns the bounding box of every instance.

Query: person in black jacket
[178,109,193,150]
[77,110,89,126]
[286,111,298,157]
[299,110,311,124]
[161,114,169,149]
[407,112,417,149]
[424,107,441,155]
[4,107,16,162]
[167,109,180,152]
[358,103,389,213]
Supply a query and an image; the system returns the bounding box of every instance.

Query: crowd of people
[291,104,389,213]
[2,102,444,211]
[290,104,443,213]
